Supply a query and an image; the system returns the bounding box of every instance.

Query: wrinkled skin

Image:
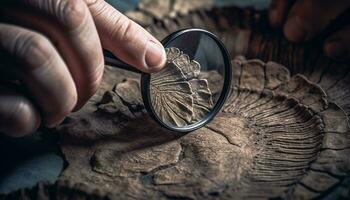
[0,0,166,137]
[268,0,350,60]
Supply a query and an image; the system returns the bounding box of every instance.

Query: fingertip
[282,0,350,43]
[0,99,41,138]
[144,40,166,73]
[88,0,166,73]
[11,106,41,138]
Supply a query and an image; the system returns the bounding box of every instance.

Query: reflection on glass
[150,47,222,128]
[104,29,228,130]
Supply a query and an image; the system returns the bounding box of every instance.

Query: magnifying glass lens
[149,31,227,129]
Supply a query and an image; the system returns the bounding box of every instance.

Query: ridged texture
[150,47,213,127]
[2,1,350,199]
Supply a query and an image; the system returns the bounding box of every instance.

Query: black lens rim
[141,28,232,133]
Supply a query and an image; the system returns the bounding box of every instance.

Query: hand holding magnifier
[104,29,231,132]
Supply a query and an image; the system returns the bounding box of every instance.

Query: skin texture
[0,0,166,137]
[269,0,350,60]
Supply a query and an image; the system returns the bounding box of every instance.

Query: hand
[0,0,166,137]
[268,0,350,60]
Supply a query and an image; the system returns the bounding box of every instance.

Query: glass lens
[149,31,226,128]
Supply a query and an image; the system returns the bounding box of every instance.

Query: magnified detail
[150,47,214,127]
[104,29,229,131]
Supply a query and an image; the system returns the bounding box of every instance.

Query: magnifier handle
[103,49,142,74]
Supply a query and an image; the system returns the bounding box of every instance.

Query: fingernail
[326,39,348,60]
[284,17,306,42]
[145,40,166,71]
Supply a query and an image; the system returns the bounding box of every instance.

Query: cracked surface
[2,3,350,200]
[48,56,350,199]
[134,2,350,122]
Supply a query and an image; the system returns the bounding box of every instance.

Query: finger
[283,0,350,42]
[0,84,40,137]
[0,23,77,127]
[86,0,166,73]
[0,0,104,109]
[324,25,350,60]
[269,0,294,28]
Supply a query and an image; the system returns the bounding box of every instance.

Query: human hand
[0,0,166,137]
[269,0,350,60]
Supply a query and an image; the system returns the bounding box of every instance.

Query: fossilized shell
[7,4,350,200]
[126,0,212,22]
[150,47,214,127]
[54,57,350,200]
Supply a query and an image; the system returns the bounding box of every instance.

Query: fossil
[3,4,350,200]
[126,0,212,23]
[150,47,214,127]
[48,57,350,200]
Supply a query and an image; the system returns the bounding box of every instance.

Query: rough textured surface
[50,57,349,199]
[151,47,214,127]
[2,2,350,200]
[133,3,350,120]
[0,180,110,200]
[126,0,212,25]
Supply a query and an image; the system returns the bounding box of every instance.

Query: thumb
[86,0,166,73]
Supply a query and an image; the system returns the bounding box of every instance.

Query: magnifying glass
[104,29,231,132]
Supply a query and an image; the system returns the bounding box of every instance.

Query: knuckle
[26,34,51,55]
[113,16,138,44]
[84,0,104,6]
[14,102,39,135]
[56,0,87,28]
[18,33,54,68]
